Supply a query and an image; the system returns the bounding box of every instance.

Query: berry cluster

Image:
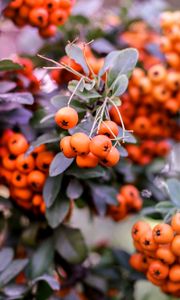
[126,140,170,166]
[110,64,180,164]
[0,57,40,93]
[121,21,161,69]
[55,107,120,168]
[107,185,142,221]
[51,45,104,85]
[3,0,75,38]
[160,11,180,70]
[130,215,180,297]
[0,129,54,213]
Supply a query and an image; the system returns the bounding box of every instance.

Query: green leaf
[51,95,69,109]
[55,225,88,264]
[89,184,118,216]
[51,95,86,113]
[0,248,13,273]
[49,153,74,177]
[0,59,23,71]
[116,144,128,157]
[118,127,137,144]
[68,80,101,101]
[65,44,89,75]
[110,74,128,96]
[43,175,62,208]
[98,50,120,77]
[66,179,83,199]
[69,116,94,135]
[45,195,70,228]
[26,132,59,156]
[166,178,180,207]
[66,165,106,179]
[0,259,28,288]
[28,239,54,279]
[155,201,175,214]
[32,274,60,290]
[107,48,138,86]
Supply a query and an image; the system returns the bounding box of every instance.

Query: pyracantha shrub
[3,0,75,38]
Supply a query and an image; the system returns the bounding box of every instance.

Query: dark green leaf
[28,239,54,279]
[69,116,94,135]
[67,165,106,179]
[166,178,180,207]
[0,259,28,288]
[0,59,22,71]
[65,44,89,75]
[0,248,13,273]
[89,184,118,216]
[32,274,59,290]
[26,132,59,156]
[66,179,83,199]
[55,225,88,264]
[43,175,62,208]
[49,153,74,177]
[155,201,175,214]
[45,195,70,228]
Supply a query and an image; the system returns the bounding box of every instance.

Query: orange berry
[11,171,28,188]
[55,107,78,129]
[140,230,157,251]
[8,133,28,156]
[32,194,43,206]
[39,24,57,38]
[169,265,180,282]
[148,64,167,83]
[2,154,16,171]
[156,246,176,265]
[70,133,90,155]
[129,253,148,272]
[49,9,68,26]
[98,120,119,139]
[90,135,112,159]
[152,223,174,244]
[9,0,23,8]
[100,146,120,167]
[108,194,127,221]
[171,213,180,234]
[171,235,180,256]
[35,151,54,172]
[11,187,33,202]
[27,170,46,191]
[60,136,76,158]
[29,8,49,28]
[76,152,99,168]
[131,221,151,242]
[148,260,169,280]
[16,154,35,174]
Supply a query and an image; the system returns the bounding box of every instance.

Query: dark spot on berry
[23,163,28,170]
[43,163,49,169]
[61,120,69,127]
[9,154,16,160]
[16,175,21,181]
[156,229,161,236]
